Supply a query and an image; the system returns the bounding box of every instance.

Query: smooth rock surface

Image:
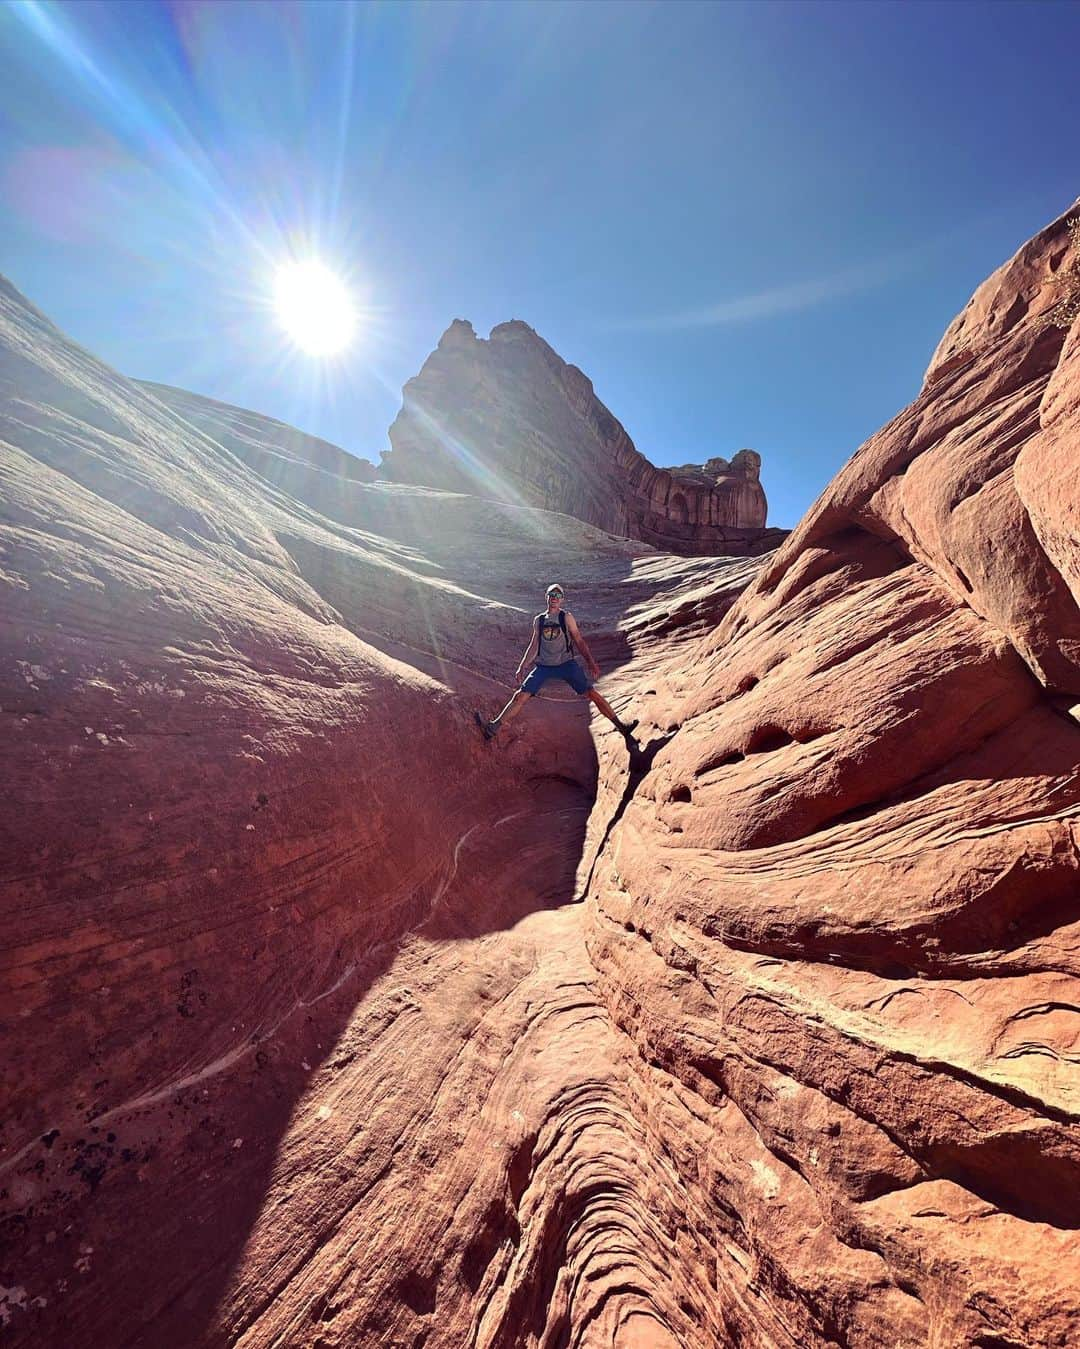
[141,381,378,518]
[379,318,787,557]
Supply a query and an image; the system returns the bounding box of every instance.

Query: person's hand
[589,662,601,680]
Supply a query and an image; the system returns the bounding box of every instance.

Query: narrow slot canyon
[1,532,736,1348]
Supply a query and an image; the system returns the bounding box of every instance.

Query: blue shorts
[521,660,593,696]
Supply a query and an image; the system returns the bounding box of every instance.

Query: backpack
[536,610,574,656]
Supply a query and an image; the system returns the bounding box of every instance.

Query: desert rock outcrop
[584,202,1080,1346]
[2,201,1079,1348]
[380,318,786,556]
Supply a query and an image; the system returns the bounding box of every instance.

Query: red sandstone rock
[585,202,1080,1346]
[2,201,1079,1349]
[380,318,787,557]
[0,270,761,1345]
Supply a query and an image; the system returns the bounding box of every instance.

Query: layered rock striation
[141,381,378,519]
[585,202,1080,1346]
[380,318,786,556]
[2,202,1079,1349]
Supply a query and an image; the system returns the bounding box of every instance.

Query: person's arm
[565,612,599,678]
[516,621,539,680]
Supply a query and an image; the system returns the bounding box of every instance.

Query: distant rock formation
[380,318,786,556]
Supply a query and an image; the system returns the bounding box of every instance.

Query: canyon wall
[380,318,786,556]
[584,203,1080,1345]
[2,202,1079,1348]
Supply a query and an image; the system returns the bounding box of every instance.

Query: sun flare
[273,260,355,356]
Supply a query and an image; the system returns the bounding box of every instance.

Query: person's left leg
[561,660,637,736]
[478,667,546,740]
[585,686,635,732]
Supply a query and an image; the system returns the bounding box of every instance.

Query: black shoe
[475,711,499,741]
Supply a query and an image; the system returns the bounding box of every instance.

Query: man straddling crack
[477,583,638,743]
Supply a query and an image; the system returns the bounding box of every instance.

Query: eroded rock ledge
[380,318,787,557]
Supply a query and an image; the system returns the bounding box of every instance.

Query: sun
[273,260,355,356]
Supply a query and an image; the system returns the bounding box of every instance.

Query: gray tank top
[536,610,574,665]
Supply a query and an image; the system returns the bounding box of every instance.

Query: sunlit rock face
[140,381,378,516]
[586,202,1080,1346]
[380,318,787,557]
[2,201,1079,1349]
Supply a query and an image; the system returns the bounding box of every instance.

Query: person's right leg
[479,669,543,739]
[493,688,531,728]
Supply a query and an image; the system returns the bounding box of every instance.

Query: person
[476,583,637,742]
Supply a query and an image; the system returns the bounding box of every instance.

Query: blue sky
[1,0,1077,527]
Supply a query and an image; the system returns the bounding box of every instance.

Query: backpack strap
[559,609,574,654]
